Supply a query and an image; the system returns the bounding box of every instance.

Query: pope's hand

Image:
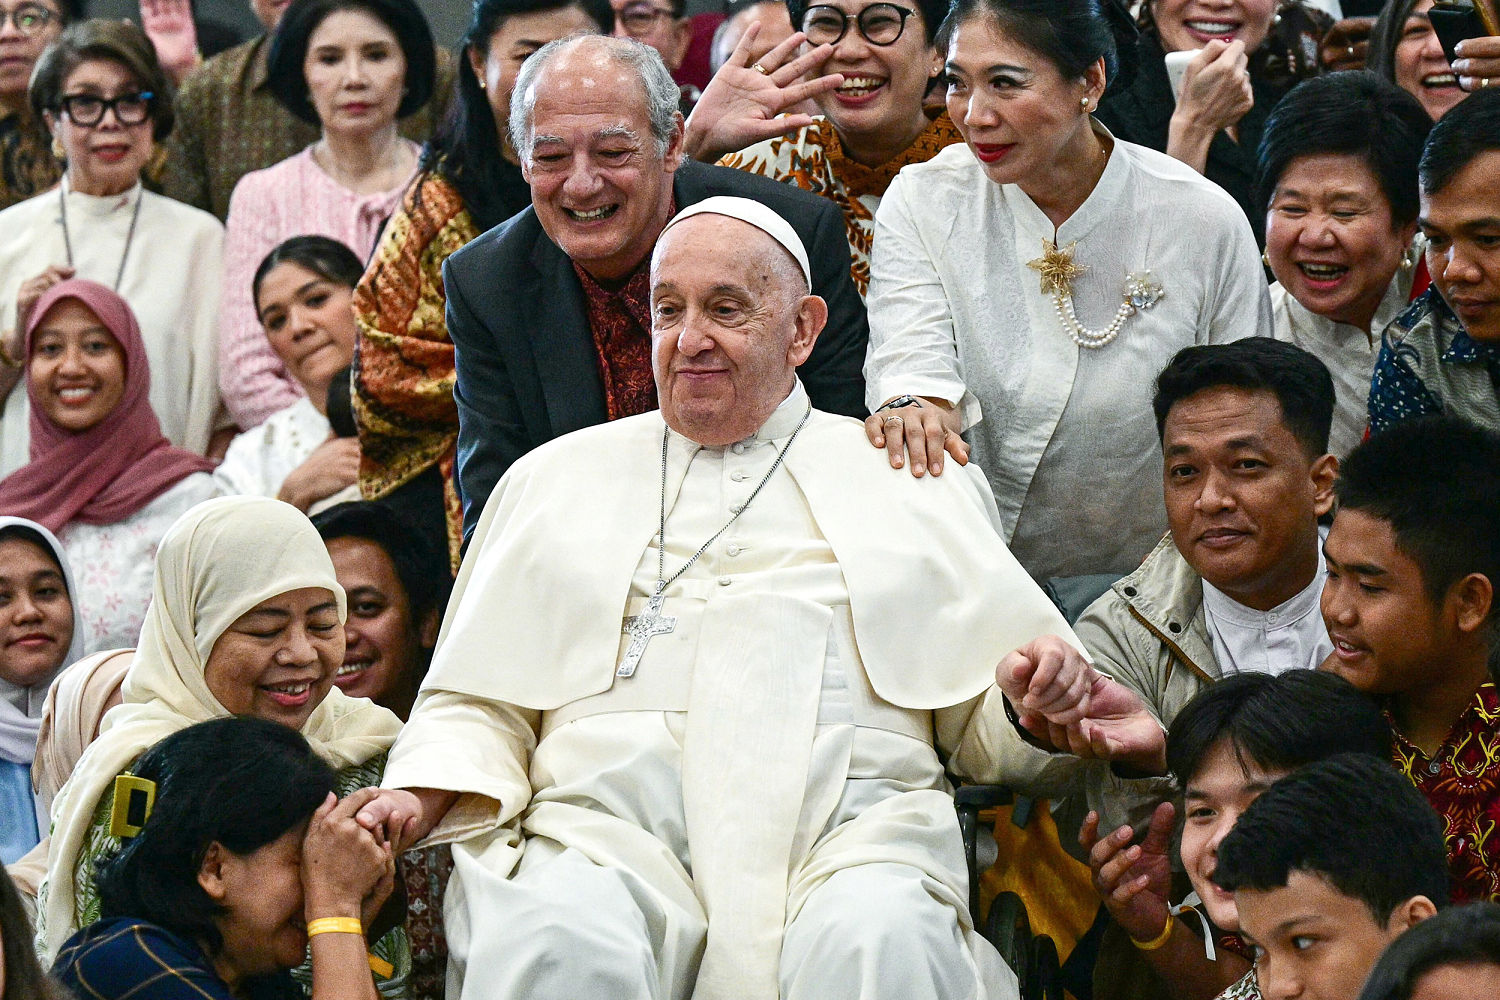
[354,787,451,854]
[996,635,1094,727]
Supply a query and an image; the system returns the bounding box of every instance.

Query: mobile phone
[1164,49,1198,104]
[1430,0,1500,65]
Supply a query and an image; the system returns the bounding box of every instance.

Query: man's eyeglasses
[616,4,677,37]
[1,3,57,37]
[57,92,154,128]
[800,3,917,46]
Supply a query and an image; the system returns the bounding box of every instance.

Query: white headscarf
[0,517,85,765]
[38,496,403,960]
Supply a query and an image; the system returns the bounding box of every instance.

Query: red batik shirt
[573,256,659,422]
[1388,681,1500,903]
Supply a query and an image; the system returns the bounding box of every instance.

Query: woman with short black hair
[52,717,394,1000]
[219,0,437,431]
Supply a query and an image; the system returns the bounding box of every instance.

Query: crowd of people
[2,0,1500,997]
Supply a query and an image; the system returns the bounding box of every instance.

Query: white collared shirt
[1200,534,1332,677]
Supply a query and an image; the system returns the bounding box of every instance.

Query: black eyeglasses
[1,3,56,37]
[800,3,917,46]
[56,91,154,127]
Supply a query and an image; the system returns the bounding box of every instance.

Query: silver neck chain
[654,402,813,596]
[59,179,143,292]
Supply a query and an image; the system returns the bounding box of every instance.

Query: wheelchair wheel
[1026,934,1064,1000]
[983,890,1032,989]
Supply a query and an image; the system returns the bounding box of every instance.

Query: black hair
[1419,88,1500,197]
[267,0,437,126]
[1367,0,1425,94]
[1337,416,1500,610]
[425,0,611,233]
[1215,753,1449,924]
[1255,71,1431,228]
[936,0,1138,95]
[29,18,176,141]
[1357,902,1500,1000]
[311,500,452,688]
[1151,338,1336,459]
[251,235,365,314]
[2,869,72,1000]
[93,717,336,955]
[783,0,949,44]
[1165,670,1391,788]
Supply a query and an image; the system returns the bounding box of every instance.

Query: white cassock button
[730,503,744,513]
[727,544,742,556]
[731,442,748,455]
[718,576,732,586]
[731,471,749,482]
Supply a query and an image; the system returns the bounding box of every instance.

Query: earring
[1262,251,1270,267]
[51,136,65,160]
[1400,254,1415,272]
[477,77,486,90]
[1080,96,1090,111]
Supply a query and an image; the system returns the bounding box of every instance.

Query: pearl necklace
[1027,238,1165,349]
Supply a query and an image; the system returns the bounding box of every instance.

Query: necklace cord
[59,180,143,292]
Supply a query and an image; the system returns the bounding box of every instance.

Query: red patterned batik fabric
[1389,682,1500,903]
[574,259,659,421]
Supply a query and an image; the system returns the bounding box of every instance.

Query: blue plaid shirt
[54,918,297,1000]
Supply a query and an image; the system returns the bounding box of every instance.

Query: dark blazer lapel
[527,228,609,436]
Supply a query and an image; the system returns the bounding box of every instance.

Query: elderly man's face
[521,46,684,281]
[650,215,826,446]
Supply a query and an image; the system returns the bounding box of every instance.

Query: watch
[876,395,924,413]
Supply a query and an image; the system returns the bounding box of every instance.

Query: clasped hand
[994,635,1166,774]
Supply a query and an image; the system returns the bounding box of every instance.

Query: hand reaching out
[1080,802,1176,944]
[140,0,201,84]
[683,23,844,163]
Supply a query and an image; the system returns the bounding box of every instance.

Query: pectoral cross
[618,592,676,678]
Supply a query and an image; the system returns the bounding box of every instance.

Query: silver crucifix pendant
[618,592,677,678]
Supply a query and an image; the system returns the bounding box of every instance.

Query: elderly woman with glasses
[711,0,960,295]
[0,18,224,478]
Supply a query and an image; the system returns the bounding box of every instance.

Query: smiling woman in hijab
[0,516,84,864]
[34,496,407,994]
[0,279,217,656]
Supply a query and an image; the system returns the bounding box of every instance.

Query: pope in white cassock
[357,197,1160,1000]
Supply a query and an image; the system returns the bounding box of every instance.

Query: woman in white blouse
[0,19,223,476]
[1258,72,1432,458]
[863,0,1270,582]
[214,236,363,513]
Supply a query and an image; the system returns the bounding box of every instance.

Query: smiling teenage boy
[1215,753,1449,1000]
[1320,416,1500,903]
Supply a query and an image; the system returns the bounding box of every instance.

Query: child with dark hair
[1356,902,1500,1000]
[1084,669,1392,1000]
[1215,753,1449,1000]
[1321,416,1500,903]
[52,716,394,1000]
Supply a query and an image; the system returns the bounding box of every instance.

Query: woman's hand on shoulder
[302,789,394,921]
[684,24,844,163]
[863,396,968,477]
[277,435,360,511]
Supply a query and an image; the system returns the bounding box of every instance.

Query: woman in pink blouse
[218,0,438,429]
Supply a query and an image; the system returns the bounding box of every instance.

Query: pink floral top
[218,144,418,428]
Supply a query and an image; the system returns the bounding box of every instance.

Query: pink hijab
[0,280,212,534]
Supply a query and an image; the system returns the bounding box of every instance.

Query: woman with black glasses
[715,0,961,295]
[0,18,223,479]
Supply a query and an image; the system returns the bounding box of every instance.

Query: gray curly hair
[509,35,681,163]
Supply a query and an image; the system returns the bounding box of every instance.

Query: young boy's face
[1320,508,1452,696]
[1235,871,1426,1000]
[1181,737,1288,933]
[1410,962,1500,999]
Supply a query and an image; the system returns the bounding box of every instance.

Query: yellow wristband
[306,917,364,938]
[1131,915,1176,952]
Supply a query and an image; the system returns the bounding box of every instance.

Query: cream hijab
[37,496,403,960]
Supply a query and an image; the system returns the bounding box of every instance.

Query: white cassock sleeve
[381,689,541,845]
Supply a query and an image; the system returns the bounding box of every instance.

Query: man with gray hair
[359,197,1165,999]
[438,33,869,547]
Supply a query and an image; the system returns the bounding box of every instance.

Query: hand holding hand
[1175,40,1253,136]
[354,787,441,854]
[277,435,360,511]
[1455,36,1500,91]
[995,635,1094,729]
[303,789,394,921]
[140,0,201,83]
[683,24,844,163]
[863,398,968,477]
[1080,802,1176,943]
